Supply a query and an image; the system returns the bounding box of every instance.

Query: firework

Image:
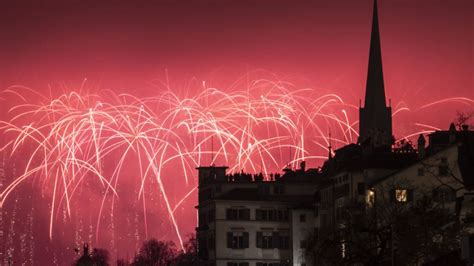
[0,78,472,251]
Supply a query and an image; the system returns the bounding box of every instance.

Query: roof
[368,131,474,187]
[322,143,417,177]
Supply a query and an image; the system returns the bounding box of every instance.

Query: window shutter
[256,209,262,220]
[256,232,263,248]
[389,189,395,202]
[227,232,233,248]
[243,232,249,248]
[407,189,414,202]
[272,232,280,248]
[242,209,250,220]
[358,182,366,195]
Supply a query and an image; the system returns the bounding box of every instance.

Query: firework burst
[0,78,472,250]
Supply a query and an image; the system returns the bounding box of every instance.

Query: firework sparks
[0,79,472,251]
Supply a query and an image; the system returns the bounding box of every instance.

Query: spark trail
[0,79,472,251]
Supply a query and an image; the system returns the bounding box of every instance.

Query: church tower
[358,0,393,149]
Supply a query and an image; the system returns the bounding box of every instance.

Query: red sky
[0,0,472,264]
[1,0,472,99]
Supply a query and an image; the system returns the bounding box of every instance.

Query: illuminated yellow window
[395,189,408,202]
[366,190,376,207]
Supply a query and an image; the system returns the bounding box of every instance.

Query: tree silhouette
[173,236,199,266]
[305,189,464,265]
[73,244,110,266]
[91,248,110,266]
[132,239,176,266]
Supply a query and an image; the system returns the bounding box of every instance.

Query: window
[226,208,238,220]
[396,189,408,202]
[226,208,250,220]
[227,231,249,249]
[433,186,456,203]
[258,185,270,194]
[278,234,290,249]
[391,189,413,203]
[417,168,425,176]
[238,209,250,220]
[257,263,289,266]
[277,210,289,221]
[256,231,274,249]
[299,214,306,222]
[334,183,350,199]
[256,209,287,221]
[357,182,366,195]
[274,184,284,194]
[228,263,249,266]
[367,190,376,207]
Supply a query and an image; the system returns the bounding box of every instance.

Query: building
[196,0,473,265]
[196,163,320,266]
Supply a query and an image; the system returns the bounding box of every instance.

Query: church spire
[358,0,393,149]
[364,0,386,110]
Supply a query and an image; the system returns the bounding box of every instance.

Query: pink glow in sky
[0,0,472,264]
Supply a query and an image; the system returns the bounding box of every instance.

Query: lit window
[367,190,375,207]
[395,189,408,202]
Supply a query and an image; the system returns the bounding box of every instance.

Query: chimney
[300,161,306,172]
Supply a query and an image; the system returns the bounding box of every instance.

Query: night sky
[0,0,472,264]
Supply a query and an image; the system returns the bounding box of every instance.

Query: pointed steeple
[359,0,393,149]
[365,0,386,110]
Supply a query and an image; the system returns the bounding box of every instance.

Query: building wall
[291,209,314,266]
[370,145,463,210]
[214,201,296,265]
[197,174,318,266]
